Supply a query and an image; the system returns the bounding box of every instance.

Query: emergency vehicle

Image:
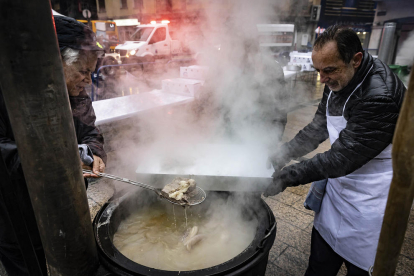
[115,20,182,64]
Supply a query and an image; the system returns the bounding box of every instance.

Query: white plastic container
[162,78,203,97]
[288,51,314,71]
[180,66,209,80]
[180,67,190,78]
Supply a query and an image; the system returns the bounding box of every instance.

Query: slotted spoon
[82,170,206,206]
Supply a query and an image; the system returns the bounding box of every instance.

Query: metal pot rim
[94,190,276,276]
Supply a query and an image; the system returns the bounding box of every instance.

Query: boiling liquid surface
[113,202,257,271]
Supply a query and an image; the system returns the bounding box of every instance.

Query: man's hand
[263,166,298,197]
[82,155,105,178]
[267,152,287,171]
[263,172,289,197]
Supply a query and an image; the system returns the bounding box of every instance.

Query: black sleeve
[74,116,107,165]
[79,123,107,164]
[274,86,330,165]
[282,93,400,185]
[70,94,107,164]
[75,106,107,165]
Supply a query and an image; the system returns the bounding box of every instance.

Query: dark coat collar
[333,51,373,97]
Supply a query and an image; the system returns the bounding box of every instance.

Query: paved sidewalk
[264,104,414,276]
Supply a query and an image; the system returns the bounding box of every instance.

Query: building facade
[369,0,414,65]
[317,0,377,49]
[51,0,99,20]
[95,0,320,52]
[96,0,206,23]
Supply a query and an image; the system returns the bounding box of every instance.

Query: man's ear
[353,52,363,68]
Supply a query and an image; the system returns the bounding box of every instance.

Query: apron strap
[342,65,374,114]
[326,91,333,116]
[325,65,374,117]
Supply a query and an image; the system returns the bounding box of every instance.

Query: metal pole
[0,0,99,275]
[373,65,414,275]
[378,22,397,65]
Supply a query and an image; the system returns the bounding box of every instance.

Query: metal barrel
[378,22,397,64]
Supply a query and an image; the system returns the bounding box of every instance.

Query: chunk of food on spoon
[161,177,197,204]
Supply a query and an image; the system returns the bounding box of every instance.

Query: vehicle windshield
[130,27,154,42]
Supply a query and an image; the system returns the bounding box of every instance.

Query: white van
[115,21,182,64]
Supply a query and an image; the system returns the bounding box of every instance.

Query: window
[98,0,106,12]
[130,27,154,41]
[134,0,143,9]
[120,0,128,9]
[156,0,172,12]
[149,28,166,44]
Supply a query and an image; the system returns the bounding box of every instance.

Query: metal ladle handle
[82,170,158,192]
[257,221,277,250]
[368,266,374,276]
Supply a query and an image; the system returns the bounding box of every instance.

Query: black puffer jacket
[276,52,406,185]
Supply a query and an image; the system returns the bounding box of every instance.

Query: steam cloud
[104,0,305,191]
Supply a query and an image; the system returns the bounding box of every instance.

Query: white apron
[314,67,393,271]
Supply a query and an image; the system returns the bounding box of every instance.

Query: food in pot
[113,198,257,271]
[182,226,203,251]
[183,233,204,251]
[182,226,198,241]
[161,177,196,202]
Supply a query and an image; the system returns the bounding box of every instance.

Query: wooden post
[373,68,414,275]
[0,1,99,275]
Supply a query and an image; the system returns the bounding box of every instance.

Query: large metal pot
[93,189,276,276]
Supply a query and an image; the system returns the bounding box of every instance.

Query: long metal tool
[83,170,206,206]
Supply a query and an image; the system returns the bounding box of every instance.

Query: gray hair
[61,48,104,65]
[61,48,80,65]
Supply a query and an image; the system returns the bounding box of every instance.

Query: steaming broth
[113,201,257,271]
